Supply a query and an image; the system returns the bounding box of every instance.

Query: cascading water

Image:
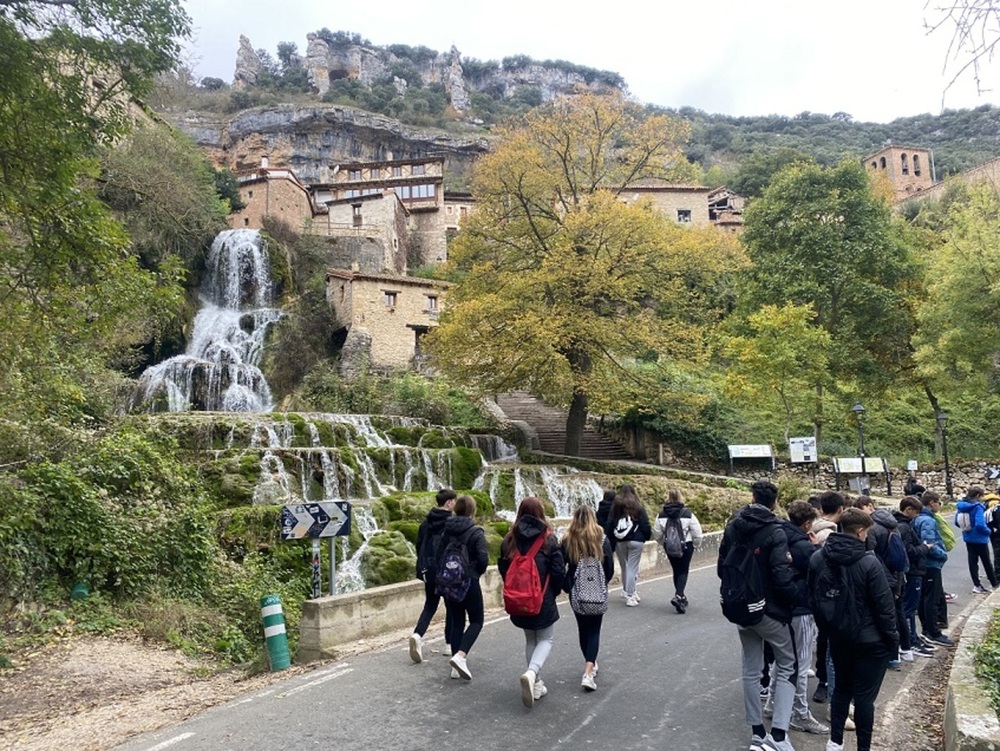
[134,229,282,412]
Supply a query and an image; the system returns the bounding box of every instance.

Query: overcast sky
[181,0,999,124]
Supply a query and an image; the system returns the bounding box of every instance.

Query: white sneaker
[581,672,597,691]
[625,594,639,607]
[533,678,548,700]
[592,662,599,676]
[450,667,459,679]
[826,742,844,751]
[520,669,536,708]
[633,591,641,602]
[899,649,914,662]
[807,667,816,677]
[449,653,472,680]
[408,633,423,664]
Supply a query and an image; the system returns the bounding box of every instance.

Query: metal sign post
[280,501,352,598]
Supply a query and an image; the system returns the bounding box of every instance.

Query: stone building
[910,154,1000,203]
[326,269,452,372]
[231,161,317,230]
[863,144,936,201]
[621,182,714,226]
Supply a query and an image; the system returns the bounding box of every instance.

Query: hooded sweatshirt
[812,517,838,546]
[415,506,452,580]
[717,503,796,624]
[868,508,903,595]
[808,532,898,650]
[499,514,565,630]
[655,502,704,545]
[439,514,489,579]
[956,498,992,544]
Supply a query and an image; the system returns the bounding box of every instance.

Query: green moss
[483,528,504,565]
[216,505,283,561]
[359,530,416,587]
[314,420,336,447]
[284,413,309,447]
[417,430,453,450]
[490,521,510,538]
[386,426,420,446]
[379,496,401,521]
[450,447,484,490]
[386,520,420,545]
[218,473,255,506]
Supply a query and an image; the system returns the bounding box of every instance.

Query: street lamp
[937,411,953,499]
[852,403,866,476]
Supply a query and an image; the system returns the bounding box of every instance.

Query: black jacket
[499,515,564,630]
[439,515,489,579]
[596,497,614,528]
[893,510,927,579]
[717,504,796,624]
[605,505,652,548]
[808,532,899,651]
[779,519,815,616]
[562,536,615,594]
[414,506,452,580]
[868,508,903,596]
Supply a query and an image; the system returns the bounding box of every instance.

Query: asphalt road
[116,547,971,751]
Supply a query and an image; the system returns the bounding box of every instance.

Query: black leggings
[444,579,484,655]
[573,611,604,663]
[829,640,890,751]
[967,541,998,588]
[668,542,695,597]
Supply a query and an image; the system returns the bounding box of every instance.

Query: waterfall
[337,505,381,593]
[134,229,281,412]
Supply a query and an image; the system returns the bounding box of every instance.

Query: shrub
[973,609,1000,720]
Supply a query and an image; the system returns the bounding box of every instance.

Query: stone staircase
[495,391,633,461]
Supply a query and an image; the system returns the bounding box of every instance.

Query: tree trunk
[924,384,943,455]
[565,389,588,456]
[813,383,824,448]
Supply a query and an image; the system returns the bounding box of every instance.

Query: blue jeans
[902,575,922,645]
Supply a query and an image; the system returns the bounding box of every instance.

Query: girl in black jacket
[499,496,564,708]
[442,495,489,681]
[604,483,651,607]
[808,508,898,751]
[562,504,614,691]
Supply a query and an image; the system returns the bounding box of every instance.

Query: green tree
[729,147,814,198]
[425,93,744,455]
[738,160,920,442]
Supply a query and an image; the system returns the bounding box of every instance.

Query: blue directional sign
[280,502,351,540]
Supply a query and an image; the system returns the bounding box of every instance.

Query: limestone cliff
[168,104,489,183]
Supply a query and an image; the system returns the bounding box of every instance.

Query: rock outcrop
[233,35,261,91]
[167,104,489,183]
[444,46,470,112]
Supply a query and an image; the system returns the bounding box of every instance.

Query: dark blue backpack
[435,528,474,602]
[885,530,909,574]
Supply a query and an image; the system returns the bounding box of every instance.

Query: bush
[973,609,1000,720]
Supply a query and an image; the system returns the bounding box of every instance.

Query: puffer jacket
[439,514,489,579]
[415,506,452,580]
[499,514,565,630]
[894,510,927,579]
[808,532,898,651]
[717,503,796,624]
[913,507,948,569]
[956,499,992,544]
[779,518,816,616]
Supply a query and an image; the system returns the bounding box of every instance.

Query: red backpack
[503,531,550,616]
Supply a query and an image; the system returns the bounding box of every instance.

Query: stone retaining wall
[298,530,724,663]
[945,592,1000,750]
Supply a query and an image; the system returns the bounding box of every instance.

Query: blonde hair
[564,504,604,564]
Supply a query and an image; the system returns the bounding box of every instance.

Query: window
[677,209,692,223]
[392,166,402,177]
[913,154,922,176]
[348,169,362,180]
[370,167,380,179]
[384,291,398,308]
[426,295,438,311]
[901,154,909,175]
[248,190,254,198]
[412,164,425,176]
[243,217,250,227]
[446,205,453,214]
[352,204,362,227]
[344,189,360,198]
[880,156,887,169]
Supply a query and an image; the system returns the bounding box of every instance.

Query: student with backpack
[717,480,798,751]
[808,508,898,751]
[436,495,489,681]
[408,488,456,664]
[894,496,935,658]
[654,489,703,613]
[604,483,651,607]
[955,485,998,594]
[561,504,613,691]
[499,496,565,708]
[913,491,954,646]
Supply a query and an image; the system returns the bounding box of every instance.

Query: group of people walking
[407,483,702,707]
[403,477,967,747]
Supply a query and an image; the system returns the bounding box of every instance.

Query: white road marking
[278,666,354,697]
[143,733,194,750]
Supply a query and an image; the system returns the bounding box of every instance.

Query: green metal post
[260,593,291,671]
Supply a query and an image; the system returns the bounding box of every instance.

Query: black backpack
[417,524,445,582]
[435,528,475,602]
[719,526,768,626]
[663,517,685,559]
[812,554,862,640]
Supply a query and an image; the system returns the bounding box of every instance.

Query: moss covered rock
[359,530,416,587]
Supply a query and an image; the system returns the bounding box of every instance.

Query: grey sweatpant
[768,614,815,718]
[739,614,798,730]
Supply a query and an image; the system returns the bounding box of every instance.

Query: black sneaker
[812,683,829,703]
[914,644,936,657]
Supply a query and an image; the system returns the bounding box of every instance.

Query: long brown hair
[503,496,549,556]
[610,483,641,523]
[564,504,604,564]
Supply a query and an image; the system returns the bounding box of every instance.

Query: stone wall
[325,196,404,273]
[625,187,712,226]
[232,176,314,231]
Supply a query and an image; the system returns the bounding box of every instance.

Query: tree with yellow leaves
[425,92,745,455]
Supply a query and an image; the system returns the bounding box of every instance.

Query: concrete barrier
[298,530,724,663]
[945,591,1000,750]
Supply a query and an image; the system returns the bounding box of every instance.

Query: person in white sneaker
[956,486,999,594]
[408,489,456,664]
[604,484,650,607]
[809,508,898,751]
[561,505,613,692]
[442,495,489,681]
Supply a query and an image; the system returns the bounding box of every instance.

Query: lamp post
[937,411,953,499]
[852,403,866,476]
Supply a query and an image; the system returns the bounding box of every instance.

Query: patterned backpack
[569,554,608,615]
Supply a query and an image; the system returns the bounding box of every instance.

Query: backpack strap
[524,530,551,592]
